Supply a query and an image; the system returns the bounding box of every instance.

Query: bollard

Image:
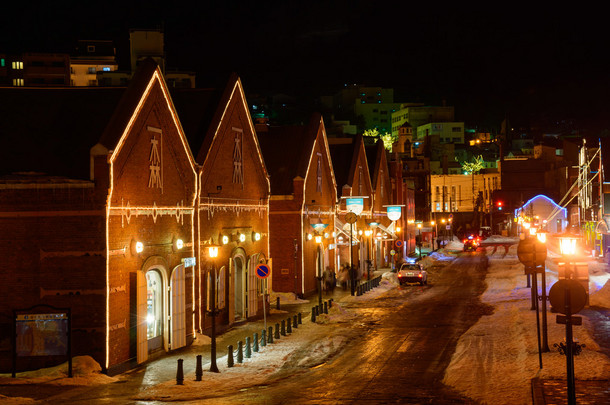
[268,326,274,344]
[227,345,234,367]
[281,319,286,336]
[298,312,302,324]
[315,305,320,316]
[195,354,202,381]
[274,323,280,340]
[277,296,280,310]
[245,336,251,358]
[176,359,184,385]
[253,332,259,352]
[311,307,316,322]
[287,317,292,333]
[261,329,266,347]
[324,301,328,314]
[329,298,333,308]
[237,341,243,363]
[293,315,298,328]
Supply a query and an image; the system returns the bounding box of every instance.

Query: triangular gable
[346,135,374,198]
[302,114,338,204]
[197,74,270,187]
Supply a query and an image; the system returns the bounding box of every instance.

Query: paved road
[219,252,490,404]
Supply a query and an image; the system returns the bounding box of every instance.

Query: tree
[363,128,398,151]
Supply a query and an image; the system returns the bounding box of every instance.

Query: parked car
[397,263,428,285]
[463,235,479,252]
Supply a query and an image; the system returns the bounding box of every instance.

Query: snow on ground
[2,249,609,404]
[443,245,610,405]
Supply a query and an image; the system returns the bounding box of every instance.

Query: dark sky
[2,2,610,133]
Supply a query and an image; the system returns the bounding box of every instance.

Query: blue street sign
[256,264,271,279]
[395,240,403,248]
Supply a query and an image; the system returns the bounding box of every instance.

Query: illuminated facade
[330,135,375,277]
[0,59,197,374]
[258,113,337,296]
[172,74,271,331]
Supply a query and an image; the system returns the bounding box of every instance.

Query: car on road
[463,235,479,252]
[397,263,428,285]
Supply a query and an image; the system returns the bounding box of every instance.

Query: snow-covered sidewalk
[443,246,610,404]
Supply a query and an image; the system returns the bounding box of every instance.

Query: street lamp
[310,219,328,307]
[207,244,220,373]
[556,233,581,405]
[431,220,437,250]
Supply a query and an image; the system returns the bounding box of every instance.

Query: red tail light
[418,273,422,278]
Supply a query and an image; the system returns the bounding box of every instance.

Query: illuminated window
[88,67,96,74]
[103,67,110,72]
[87,45,96,52]
[12,61,23,69]
[0,58,5,67]
[146,270,163,340]
[12,78,24,87]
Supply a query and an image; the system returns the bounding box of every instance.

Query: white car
[397,263,428,286]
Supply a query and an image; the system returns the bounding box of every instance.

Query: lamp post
[536,229,550,352]
[431,220,437,250]
[557,234,580,405]
[417,223,422,259]
[441,218,446,247]
[207,244,220,373]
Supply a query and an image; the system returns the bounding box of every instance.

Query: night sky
[2,2,610,134]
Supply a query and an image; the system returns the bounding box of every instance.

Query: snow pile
[270,291,309,305]
[191,333,212,346]
[382,271,399,285]
[445,240,465,251]
[0,356,117,387]
[483,235,519,244]
[590,279,610,308]
[443,256,610,404]
[428,250,456,261]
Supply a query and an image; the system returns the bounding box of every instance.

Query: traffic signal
[496,201,503,211]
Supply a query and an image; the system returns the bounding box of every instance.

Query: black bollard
[277,296,280,310]
[253,333,259,352]
[245,337,251,358]
[293,315,298,328]
[274,323,280,340]
[311,307,316,322]
[281,319,286,336]
[195,354,202,381]
[227,345,234,367]
[298,312,302,324]
[261,329,266,347]
[237,341,243,363]
[268,326,274,344]
[287,317,292,333]
[324,301,328,314]
[315,305,320,316]
[176,359,184,385]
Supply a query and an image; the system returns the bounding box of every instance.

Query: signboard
[446,225,451,230]
[386,205,402,221]
[390,249,396,255]
[395,240,403,248]
[346,198,364,215]
[182,257,196,268]
[549,279,587,314]
[448,214,453,219]
[517,238,547,267]
[16,313,68,357]
[255,264,271,279]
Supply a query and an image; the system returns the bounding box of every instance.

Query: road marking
[397,338,410,353]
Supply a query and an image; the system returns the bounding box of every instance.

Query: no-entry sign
[255,264,271,279]
[395,240,403,248]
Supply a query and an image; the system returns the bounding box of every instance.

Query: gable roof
[365,140,384,189]
[0,86,125,180]
[258,113,323,195]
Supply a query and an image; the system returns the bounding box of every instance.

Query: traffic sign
[345,212,358,224]
[255,264,271,279]
[517,238,547,268]
[448,213,453,219]
[390,249,396,255]
[395,240,403,248]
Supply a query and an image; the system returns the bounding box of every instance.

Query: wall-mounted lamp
[239,233,246,243]
[131,239,144,256]
[252,232,261,241]
[307,233,313,241]
[221,234,230,245]
[173,237,184,252]
[315,235,322,244]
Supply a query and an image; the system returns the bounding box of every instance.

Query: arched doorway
[232,249,247,322]
[146,269,164,352]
